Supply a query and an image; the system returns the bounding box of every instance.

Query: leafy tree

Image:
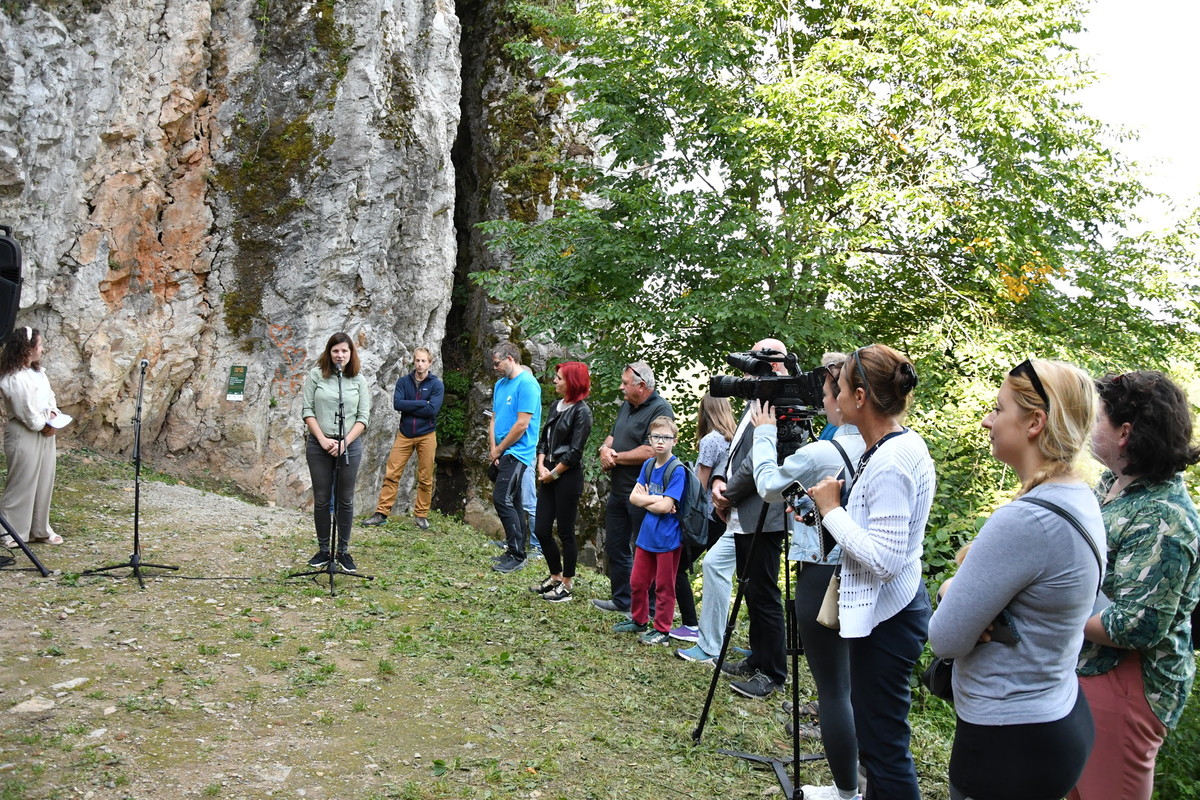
[477,0,1200,565]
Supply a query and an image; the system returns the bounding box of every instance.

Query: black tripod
[692,405,824,799]
[82,359,178,588]
[1,513,50,576]
[288,365,372,595]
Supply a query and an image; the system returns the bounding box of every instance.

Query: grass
[1,447,1198,798]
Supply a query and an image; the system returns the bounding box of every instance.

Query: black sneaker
[719,658,755,677]
[731,671,779,699]
[336,552,357,573]
[415,517,429,530]
[542,583,573,603]
[530,576,561,594]
[307,550,331,568]
[492,555,526,574]
[362,513,388,526]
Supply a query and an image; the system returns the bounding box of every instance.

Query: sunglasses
[1009,359,1050,409]
[851,347,871,398]
[626,364,648,385]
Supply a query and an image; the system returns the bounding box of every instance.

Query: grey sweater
[928,481,1104,725]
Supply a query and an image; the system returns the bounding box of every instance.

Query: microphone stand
[288,363,372,595]
[83,358,179,589]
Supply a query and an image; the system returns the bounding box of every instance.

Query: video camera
[708,349,827,409]
[709,348,829,460]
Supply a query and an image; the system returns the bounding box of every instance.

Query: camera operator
[709,337,790,699]
[750,353,865,800]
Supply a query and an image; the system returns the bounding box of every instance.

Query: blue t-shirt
[492,369,542,466]
[636,456,686,553]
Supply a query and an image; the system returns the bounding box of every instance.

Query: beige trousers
[0,419,57,542]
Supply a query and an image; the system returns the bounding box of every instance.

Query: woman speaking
[0,327,64,548]
[302,332,371,573]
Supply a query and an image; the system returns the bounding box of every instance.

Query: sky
[1073,0,1200,228]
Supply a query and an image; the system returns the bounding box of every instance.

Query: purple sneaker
[669,625,699,643]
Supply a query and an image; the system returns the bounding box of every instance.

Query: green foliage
[478,0,1200,578]
[1157,682,1200,799]
[437,369,470,445]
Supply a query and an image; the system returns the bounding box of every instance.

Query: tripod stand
[82,359,178,588]
[692,405,824,799]
[1,512,50,576]
[287,364,373,596]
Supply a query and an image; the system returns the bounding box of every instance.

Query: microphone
[334,362,343,375]
[140,358,149,370]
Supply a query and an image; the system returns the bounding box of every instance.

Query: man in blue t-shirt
[488,342,542,572]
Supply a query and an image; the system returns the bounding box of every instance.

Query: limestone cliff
[0,0,461,508]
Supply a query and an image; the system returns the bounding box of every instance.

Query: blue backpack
[639,456,707,550]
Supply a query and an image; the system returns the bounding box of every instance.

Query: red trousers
[630,545,682,633]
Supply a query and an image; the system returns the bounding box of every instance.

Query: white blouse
[0,368,59,432]
[820,430,936,638]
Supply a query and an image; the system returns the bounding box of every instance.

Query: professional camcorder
[708,348,827,409]
[709,348,828,461]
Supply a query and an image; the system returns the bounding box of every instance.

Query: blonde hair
[1008,358,1096,495]
[649,415,678,438]
[696,393,736,445]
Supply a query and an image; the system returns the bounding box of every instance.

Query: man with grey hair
[592,362,674,613]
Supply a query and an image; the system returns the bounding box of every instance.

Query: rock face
[0,0,461,508]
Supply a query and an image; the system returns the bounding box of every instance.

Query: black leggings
[306,435,362,554]
[533,467,584,578]
[949,689,1094,800]
[674,515,726,627]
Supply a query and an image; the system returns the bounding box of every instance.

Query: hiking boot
[719,658,755,678]
[542,583,573,603]
[336,552,357,573]
[639,629,671,646]
[492,555,526,574]
[415,517,429,530]
[612,619,649,634]
[362,513,388,526]
[730,670,779,699]
[676,645,716,664]
[307,550,331,568]
[668,625,699,642]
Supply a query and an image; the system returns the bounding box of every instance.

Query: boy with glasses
[614,416,687,645]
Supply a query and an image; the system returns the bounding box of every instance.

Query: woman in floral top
[1070,371,1200,800]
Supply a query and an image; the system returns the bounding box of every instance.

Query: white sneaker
[800,785,861,800]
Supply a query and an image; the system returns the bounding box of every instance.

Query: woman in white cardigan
[809,344,935,800]
[0,327,63,547]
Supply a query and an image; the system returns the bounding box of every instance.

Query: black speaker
[0,224,22,342]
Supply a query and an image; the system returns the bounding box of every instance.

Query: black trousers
[734,528,787,685]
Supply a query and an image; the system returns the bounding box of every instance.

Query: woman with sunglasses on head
[928,358,1104,800]
[302,332,371,573]
[0,327,65,548]
[807,344,934,800]
[1068,371,1200,800]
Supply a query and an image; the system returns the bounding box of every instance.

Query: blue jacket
[393,371,443,438]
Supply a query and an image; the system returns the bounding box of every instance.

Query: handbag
[816,568,841,630]
[922,657,955,702]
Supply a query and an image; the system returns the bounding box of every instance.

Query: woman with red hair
[529,361,594,602]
